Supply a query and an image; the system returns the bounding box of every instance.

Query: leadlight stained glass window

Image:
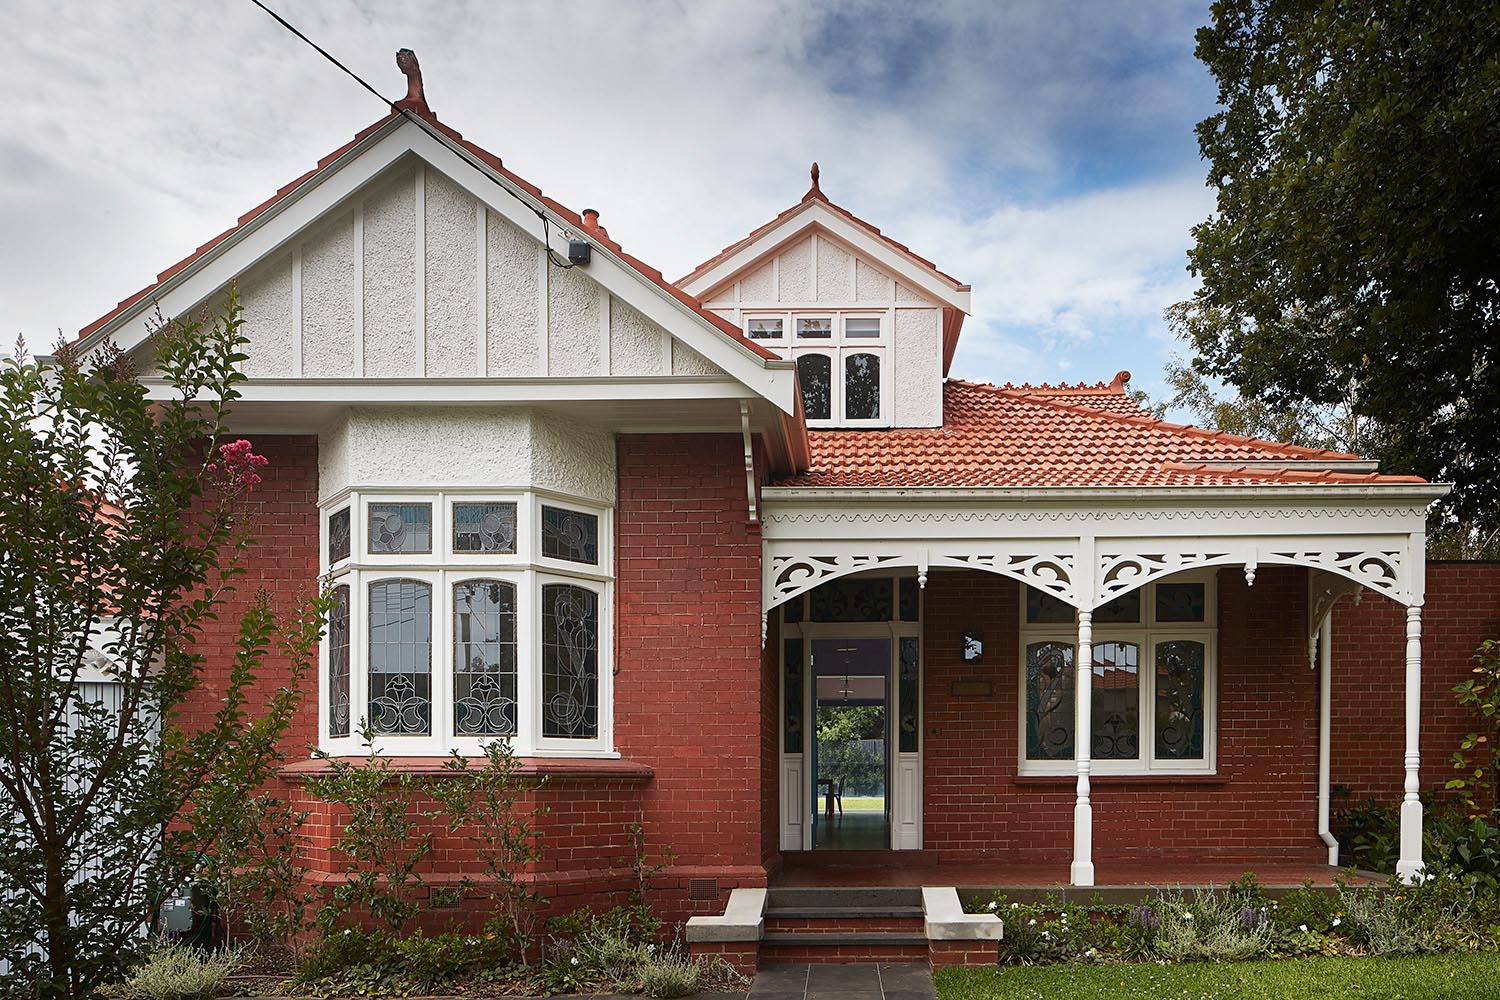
[1026,641,1075,760]
[327,586,350,738]
[542,584,598,739]
[810,577,894,622]
[453,581,517,737]
[541,506,598,565]
[748,317,784,340]
[797,355,832,420]
[898,636,919,754]
[1026,588,1075,624]
[1156,582,1206,623]
[368,503,432,554]
[898,577,919,622]
[783,638,804,754]
[844,353,880,420]
[796,317,832,339]
[1091,641,1139,760]
[1094,590,1141,624]
[328,508,351,564]
[1156,640,1206,759]
[368,580,432,735]
[454,502,517,554]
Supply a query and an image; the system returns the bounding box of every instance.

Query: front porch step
[767,886,923,909]
[759,931,931,964]
[765,913,924,934]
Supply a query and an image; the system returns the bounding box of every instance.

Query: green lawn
[838,796,884,811]
[934,953,1500,1000]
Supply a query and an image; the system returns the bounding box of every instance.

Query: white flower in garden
[1029,918,1037,926]
[1011,902,1021,909]
[570,957,579,966]
[1300,924,1309,933]
[343,928,352,935]
[989,901,998,910]
[1184,913,1193,921]
[1041,931,1050,939]
[1332,917,1342,927]
[647,944,656,953]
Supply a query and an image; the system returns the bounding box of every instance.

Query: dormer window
[747,310,890,428]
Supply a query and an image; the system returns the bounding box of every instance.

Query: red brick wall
[920,566,1324,864]
[1331,562,1500,808]
[613,433,770,915]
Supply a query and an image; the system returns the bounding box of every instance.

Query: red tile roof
[72,110,780,364]
[771,379,1427,489]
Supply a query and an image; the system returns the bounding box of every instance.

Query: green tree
[1180,1,1500,540]
[0,295,325,998]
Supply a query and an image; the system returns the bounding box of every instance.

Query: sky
[0,0,1221,404]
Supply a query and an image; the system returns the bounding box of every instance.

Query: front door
[777,575,922,853]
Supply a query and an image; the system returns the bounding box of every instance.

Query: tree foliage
[1181,0,1500,535]
[0,295,324,998]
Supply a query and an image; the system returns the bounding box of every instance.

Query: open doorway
[810,637,889,850]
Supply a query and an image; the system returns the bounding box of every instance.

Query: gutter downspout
[1318,611,1339,866]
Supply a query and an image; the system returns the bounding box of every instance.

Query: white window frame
[318,488,614,758]
[743,310,893,428]
[1017,572,1218,776]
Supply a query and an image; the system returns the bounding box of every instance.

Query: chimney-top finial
[394,48,430,115]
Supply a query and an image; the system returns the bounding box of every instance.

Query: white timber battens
[598,287,611,376]
[475,202,487,376]
[290,244,303,377]
[1398,602,1425,881]
[537,246,550,376]
[414,164,427,377]
[353,204,365,377]
[1072,607,1095,887]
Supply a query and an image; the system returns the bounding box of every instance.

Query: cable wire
[247,0,575,268]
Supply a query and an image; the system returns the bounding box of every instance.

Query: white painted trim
[1317,610,1339,865]
[680,203,970,313]
[1397,604,1425,881]
[139,374,750,404]
[414,164,427,377]
[475,204,487,376]
[353,204,366,377]
[290,244,303,377]
[1071,610,1094,886]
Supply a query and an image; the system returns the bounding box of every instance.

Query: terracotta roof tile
[73,111,778,362]
[770,380,1426,489]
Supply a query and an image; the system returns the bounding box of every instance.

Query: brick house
[67,74,1497,961]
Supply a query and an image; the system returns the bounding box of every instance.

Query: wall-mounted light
[962,629,984,664]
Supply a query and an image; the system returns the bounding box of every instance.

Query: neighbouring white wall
[319,406,615,505]
[700,229,946,428]
[223,157,723,383]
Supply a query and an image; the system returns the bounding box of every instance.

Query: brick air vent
[688,878,718,901]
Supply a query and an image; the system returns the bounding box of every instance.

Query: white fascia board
[761,484,1451,503]
[76,117,797,415]
[680,200,971,313]
[138,375,751,404]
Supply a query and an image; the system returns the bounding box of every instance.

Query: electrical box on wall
[567,239,592,266]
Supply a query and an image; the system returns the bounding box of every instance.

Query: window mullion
[516,567,538,755]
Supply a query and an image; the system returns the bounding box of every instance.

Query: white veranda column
[1397,604,1425,882]
[1072,610,1095,886]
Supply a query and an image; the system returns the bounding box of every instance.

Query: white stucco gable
[70,113,795,422]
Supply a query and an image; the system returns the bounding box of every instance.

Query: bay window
[1018,573,1216,775]
[320,490,612,756]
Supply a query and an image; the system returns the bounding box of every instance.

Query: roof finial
[394,48,431,115]
[1110,370,1131,392]
[805,161,822,201]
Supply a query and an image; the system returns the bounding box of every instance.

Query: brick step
[764,914,925,934]
[766,886,923,909]
[759,932,930,964]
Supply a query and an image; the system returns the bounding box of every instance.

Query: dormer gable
[677,165,970,430]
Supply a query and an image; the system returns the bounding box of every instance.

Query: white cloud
[0,0,1216,398]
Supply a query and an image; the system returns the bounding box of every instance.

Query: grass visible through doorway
[838,796,884,811]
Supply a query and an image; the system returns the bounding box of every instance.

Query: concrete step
[766,886,924,910]
[758,931,931,964]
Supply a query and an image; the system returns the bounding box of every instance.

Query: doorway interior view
[811,637,890,850]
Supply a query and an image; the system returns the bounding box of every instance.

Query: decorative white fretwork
[933,552,1074,600]
[1270,548,1402,598]
[769,553,907,607]
[1097,551,1232,605]
[1307,569,1364,667]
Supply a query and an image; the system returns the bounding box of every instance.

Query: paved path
[749,963,936,1000]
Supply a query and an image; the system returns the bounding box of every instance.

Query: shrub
[290,923,514,995]
[1273,881,1341,934]
[638,949,702,999]
[105,943,244,1000]
[1337,882,1431,956]
[1154,888,1273,962]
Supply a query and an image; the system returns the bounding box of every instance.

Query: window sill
[279,756,654,782]
[1013,773,1227,788]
